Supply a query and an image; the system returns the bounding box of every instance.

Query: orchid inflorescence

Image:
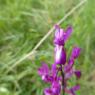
[38,25,81,95]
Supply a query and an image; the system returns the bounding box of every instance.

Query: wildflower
[74,70,81,79]
[71,46,81,59]
[44,88,52,95]
[38,63,53,82]
[54,25,73,46]
[38,25,81,95]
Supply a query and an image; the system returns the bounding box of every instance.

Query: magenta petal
[68,58,74,65]
[63,26,73,42]
[64,58,74,73]
[44,88,52,95]
[71,46,81,59]
[51,64,57,76]
[42,75,53,83]
[54,25,61,39]
[72,85,80,91]
[74,70,81,79]
[38,63,49,76]
[54,25,65,45]
[70,89,76,95]
[69,85,80,95]
[51,81,61,95]
[65,88,76,95]
[51,64,56,72]
[55,46,66,65]
[65,69,74,79]
[64,63,73,73]
[54,25,73,45]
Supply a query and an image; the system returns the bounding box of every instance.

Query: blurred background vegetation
[0,0,95,95]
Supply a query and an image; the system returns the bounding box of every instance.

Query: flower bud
[55,46,66,65]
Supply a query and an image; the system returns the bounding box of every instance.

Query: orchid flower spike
[38,25,81,95]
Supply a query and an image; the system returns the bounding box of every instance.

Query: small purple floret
[71,46,81,59]
[74,70,81,79]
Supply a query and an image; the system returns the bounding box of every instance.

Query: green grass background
[0,0,95,95]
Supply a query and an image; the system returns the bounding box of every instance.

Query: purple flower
[74,70,81,79]
[63,26,73,42]
[64,59,74,73]
[65,69,81,80]
[51,64,57,77]
[54,25,65,46]
[55,45,66,65]
[69,85,80,95]
[51,80,61,95]
[44,76,61,95]
[64,46,81,73]
[65,68,74,80]
[54,25,73,46]
[38,63,52,82]
[44,88,52,95]
[38,25,81,95]
[71,46,81,59]
[38,63,49,76]
[71,85,80,91]
[65,85,80,95]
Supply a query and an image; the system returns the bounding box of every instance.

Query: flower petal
[55,46,66,65]
[74,70,81,79]
[72,85,80,91]
[71,46,81,59]
[54,25,65,45]
[64,58,74,73]
[44,88,52,95]
[69,85,80,95]
[51,64,57,76]
[38,63,49,76]
[51,80,61,95]
[42,75,53,83]
[65,69,74,79]
[63,26,73,42]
